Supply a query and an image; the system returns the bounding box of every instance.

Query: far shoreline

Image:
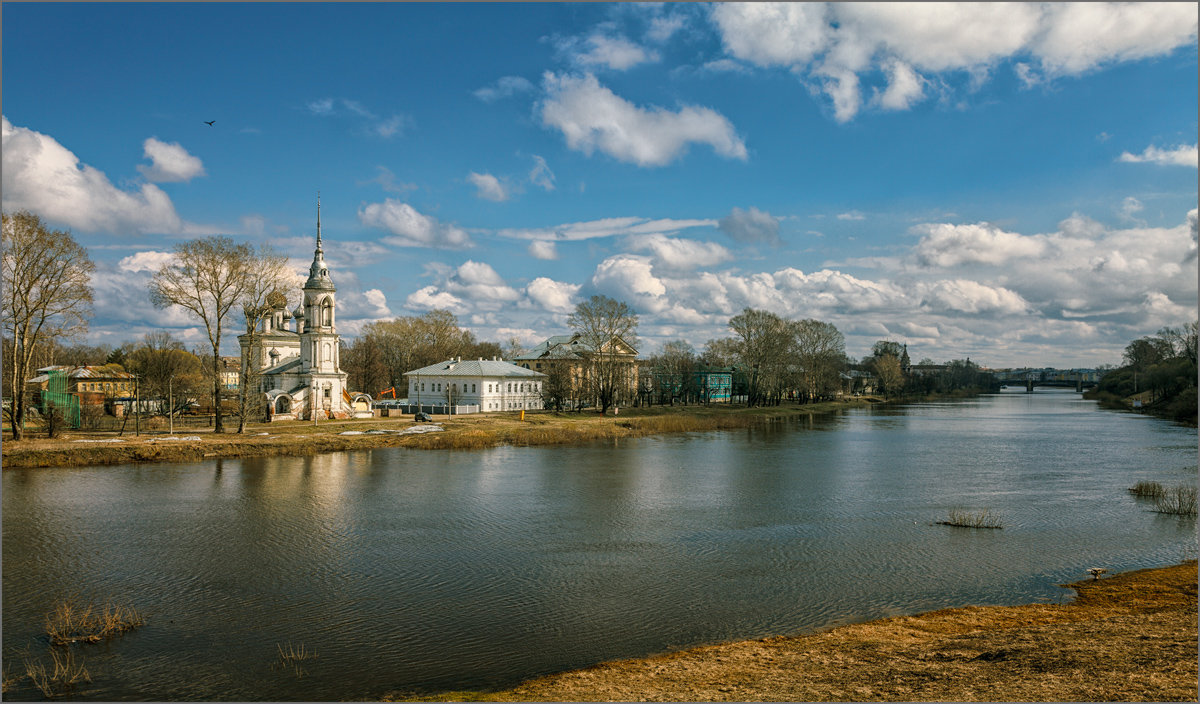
[1,398,878,469]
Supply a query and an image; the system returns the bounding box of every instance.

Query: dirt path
[398,561,1197,702]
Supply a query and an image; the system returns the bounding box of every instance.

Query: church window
[324,386,331,399]
[321,299,333,326]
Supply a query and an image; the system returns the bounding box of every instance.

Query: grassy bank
[393,560,1197,702]
[1,399,870,469]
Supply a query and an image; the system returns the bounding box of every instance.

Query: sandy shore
[392,561,1197,702]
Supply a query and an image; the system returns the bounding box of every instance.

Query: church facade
[239,198,372,421]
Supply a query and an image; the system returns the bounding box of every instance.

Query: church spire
[315,191,323,253]
[304,191,335,291]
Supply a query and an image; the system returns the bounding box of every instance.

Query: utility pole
[135,374,140,436]
[168,376,174,434]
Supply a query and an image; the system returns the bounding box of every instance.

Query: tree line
[1089,322,1198,423]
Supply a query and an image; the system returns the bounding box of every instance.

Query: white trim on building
[404,358,546,413]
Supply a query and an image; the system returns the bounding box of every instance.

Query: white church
[239,198,373,421]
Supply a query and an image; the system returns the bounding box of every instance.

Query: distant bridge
[994,369,1101,393]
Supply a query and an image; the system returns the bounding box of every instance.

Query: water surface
[3,390,1195,700]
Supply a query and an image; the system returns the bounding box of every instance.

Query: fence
[40,370,81,428]
[378,403,480,416]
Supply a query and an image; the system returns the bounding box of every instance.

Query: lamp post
[134,373,140,437]
[312,381,318,425]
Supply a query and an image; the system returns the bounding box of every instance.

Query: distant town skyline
[2,3,1196,367]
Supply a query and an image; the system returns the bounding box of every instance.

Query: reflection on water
[3,390,1196,701]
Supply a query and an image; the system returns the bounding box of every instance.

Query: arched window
[321,298,333,326]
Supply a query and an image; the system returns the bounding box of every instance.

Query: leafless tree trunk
[568,295,638,414]
[234,247,291,433]
[2,211,95,440]
[149,236,255,434]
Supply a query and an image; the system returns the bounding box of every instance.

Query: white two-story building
[404,358,546,413]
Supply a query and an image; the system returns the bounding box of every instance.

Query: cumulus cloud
[911,222,1047,267]
[627,234,733,272]
[406,286,468,314]
[524,277,580,313]
[136,137,206,182]
[527,241,559,260]
[529,155,556,191]
[589,254,669,313]
[836,211,866,221]
[1117,143,1198,167]
[468,172,509,202]
[1,116,214,235]
[709,2,1198,122]
[118,250,174,274]
[539,72,748,167]
[446,260,520,306]
[646,14,687,43]
[358,199,472,249]
[473,75,535,102]
[717,206,781,245]
[919,279,1029,315]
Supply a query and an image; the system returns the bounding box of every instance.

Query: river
[2,389,1195,700]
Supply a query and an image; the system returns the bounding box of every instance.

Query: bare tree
[234,246,291,433]
[2,211,95,440]
[568,295,638,414]
[728,308,791,406]
[125,331,205,418]
[149,236,255,434]
[791,319,846,402]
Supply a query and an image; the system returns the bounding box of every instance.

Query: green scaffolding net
[41,370,81,429]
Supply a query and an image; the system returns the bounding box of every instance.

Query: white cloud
[524,277,580,314]
[136,137,206,182]
[919,279,1029,315]
[527,241,559,260]
[911,222,1047,267]
[358,199,472,249]
[717,206,781,245]
[709,2,1198,122]
[627,234,733,272]
[539,72,748,167]
[446,260,520,306]
[118,250,174,274]
[873,59,926,111]
[406,285,468,314]
[306,97,408,138]
[529,155,556,191]
[473,75,535,103]
[468,172,509,202]
[836,211,866,221]
[499,215,715,242]
[646,14,687,43]
[1,116,214,235]
[1117,143,1198,167]
[571,34,660,70]
[589,254,669,313]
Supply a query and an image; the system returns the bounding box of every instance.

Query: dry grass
[1129,480,1166,498]
[45,598,144,645]
[936,508,1003,529]
[1153,485,1198,516]
[22,648,92,698]
[1,401,870,469]
[273,641,316,677]
[393,561,1197,702]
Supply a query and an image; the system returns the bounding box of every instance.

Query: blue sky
[3,2,1197,367]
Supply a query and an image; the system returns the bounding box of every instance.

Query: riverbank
[395,560,1197,702]
[0,399,872,469]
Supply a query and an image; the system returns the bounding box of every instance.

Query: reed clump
[936,508,1004,529]
[23,648,91,698]
[45,598,145,645]
[1153,485,1197,517]
[1128,480,1166,498]
[273,641,316,677]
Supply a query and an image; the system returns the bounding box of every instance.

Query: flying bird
[204,120,215,126]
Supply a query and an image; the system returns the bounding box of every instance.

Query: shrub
[1129,480,1165,498]
[937,508,1003,529]
[1153,486,1197,517]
